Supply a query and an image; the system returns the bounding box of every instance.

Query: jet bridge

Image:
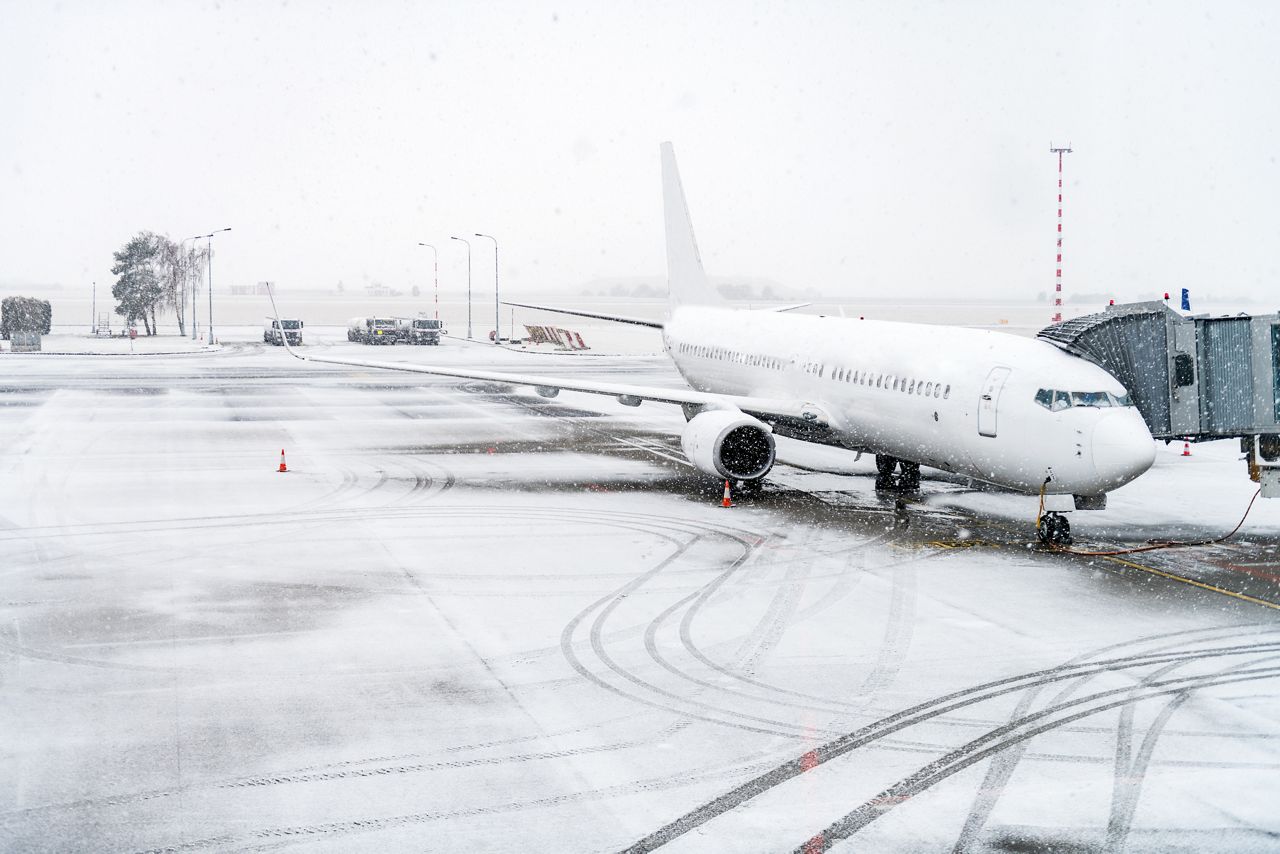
[1037,301,1280,497]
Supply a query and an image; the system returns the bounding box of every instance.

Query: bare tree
[154,237,210,336]
[154,236,185,335]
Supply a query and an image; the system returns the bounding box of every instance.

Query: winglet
[661,142,724,307]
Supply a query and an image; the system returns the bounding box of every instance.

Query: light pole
[91,280,96,335]
[450,236,472,339]
[417,242,439,320]
[181,234,203,339]
[202,227,231,343]
[474,233,498,344]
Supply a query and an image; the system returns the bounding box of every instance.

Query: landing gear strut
[874,455,921,492]
[1038,512,1072,546]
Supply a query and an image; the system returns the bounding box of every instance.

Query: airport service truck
[264,317,304,345]
[403,316,444,345]
[347,316,399,344]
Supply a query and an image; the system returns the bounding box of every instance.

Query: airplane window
[1110,391,1134,406]
[1052,390,1071,411]
[908,379,916,394]
[943,384,951,399]
[1034,388,1052,408]
[926,382,934,396]
[934,384,941,398]
[876,375,883,388]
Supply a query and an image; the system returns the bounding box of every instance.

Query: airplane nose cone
[1092,414,1156,489]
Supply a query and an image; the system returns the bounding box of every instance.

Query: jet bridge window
[1273,325,1280,422]
[1173,353,1195,387]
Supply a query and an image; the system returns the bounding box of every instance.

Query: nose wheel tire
[1038,512,1072,546]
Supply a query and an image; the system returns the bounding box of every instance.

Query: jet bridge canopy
[1037,301,1280,496]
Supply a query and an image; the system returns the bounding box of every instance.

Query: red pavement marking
[1211,559,1280,585]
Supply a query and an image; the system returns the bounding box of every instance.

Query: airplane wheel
[875,455,897,478]
[1038,513,1072,546]
[900,461,921,490]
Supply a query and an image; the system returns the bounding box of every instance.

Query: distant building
[230,282,274,296]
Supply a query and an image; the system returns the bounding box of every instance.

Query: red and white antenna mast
[1050,143,1073,323]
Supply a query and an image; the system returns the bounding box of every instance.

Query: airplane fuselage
[663,305,1155,496]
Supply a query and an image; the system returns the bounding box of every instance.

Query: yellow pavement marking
[1102,556,1280,612]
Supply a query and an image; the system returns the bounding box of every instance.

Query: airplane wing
[500,301,664,329]
[280,343,826,425]
[268,287,823,426]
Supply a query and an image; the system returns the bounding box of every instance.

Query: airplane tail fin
[661,142,726,308]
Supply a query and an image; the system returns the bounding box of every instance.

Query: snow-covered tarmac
[1,331,1278,852]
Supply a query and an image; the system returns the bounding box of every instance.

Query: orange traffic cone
[721,479,732,508]
[1181,442,1192,457]
[278,449,288,472]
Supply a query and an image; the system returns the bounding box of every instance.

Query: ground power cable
[1036,482,1263,557]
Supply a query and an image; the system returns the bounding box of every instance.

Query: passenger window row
[677,342,952,399]
[676,342,785,371]
[1034,388,1134,411]
[831,366,950,399]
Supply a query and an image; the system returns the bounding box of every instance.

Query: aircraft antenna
[1049,143,1073,324]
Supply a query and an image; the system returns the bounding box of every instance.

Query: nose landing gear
[1038,512,1072,546]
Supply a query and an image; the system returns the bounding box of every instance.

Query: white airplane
[271,143,1155,544]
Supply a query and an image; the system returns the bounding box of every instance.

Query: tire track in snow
[617,627,1280,852]
[949,622,1279,853]
[793,663,1280,852]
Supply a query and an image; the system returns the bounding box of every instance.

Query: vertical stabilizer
[661,142,725,307]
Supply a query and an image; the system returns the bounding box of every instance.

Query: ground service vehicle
[264,317,303,345]
[347,316,399,344]
[407,316,444,345]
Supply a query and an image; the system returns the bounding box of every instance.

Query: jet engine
[680,409,776,481]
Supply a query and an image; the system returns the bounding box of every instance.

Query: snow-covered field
[1,333,1277,852]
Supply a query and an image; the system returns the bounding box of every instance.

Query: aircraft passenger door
[977,366,1012,438]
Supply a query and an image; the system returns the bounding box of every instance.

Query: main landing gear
[1038,512,1072,546]
[875,455,921,492]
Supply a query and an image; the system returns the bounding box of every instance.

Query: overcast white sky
[2,1,1278,301]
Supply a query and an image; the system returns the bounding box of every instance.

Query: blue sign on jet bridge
[1181,288,1191,311]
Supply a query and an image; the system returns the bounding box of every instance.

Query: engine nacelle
[680,409,776,481]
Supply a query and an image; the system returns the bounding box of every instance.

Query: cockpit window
[1072,391,1110,407]
[1036,388,1137,410]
